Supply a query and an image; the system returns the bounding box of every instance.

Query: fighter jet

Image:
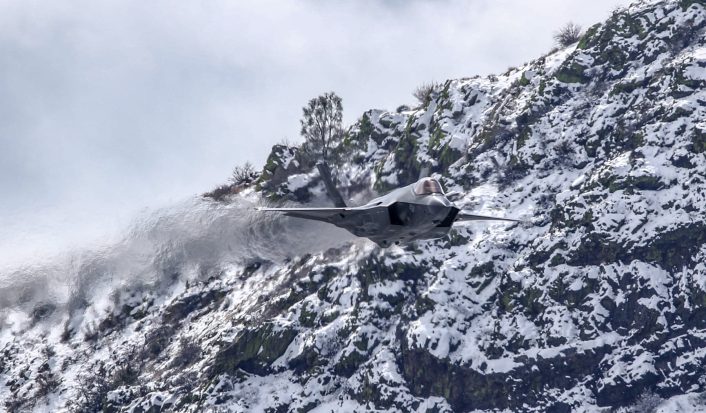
[257,176,518,247]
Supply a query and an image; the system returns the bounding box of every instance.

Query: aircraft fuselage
[258,177,517,247]
[326,185,460,247]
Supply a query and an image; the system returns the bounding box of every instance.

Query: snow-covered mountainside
[3,0,706,411]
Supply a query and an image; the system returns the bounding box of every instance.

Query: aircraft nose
[430,194,452,207]
[428,196,452,222]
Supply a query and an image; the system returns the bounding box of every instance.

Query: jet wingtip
[455,211,525,224]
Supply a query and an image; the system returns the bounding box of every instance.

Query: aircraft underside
[329,202,457,247]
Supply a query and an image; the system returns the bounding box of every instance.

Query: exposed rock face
[3,0,706,412]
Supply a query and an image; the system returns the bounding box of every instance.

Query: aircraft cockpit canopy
[413,178,444,196]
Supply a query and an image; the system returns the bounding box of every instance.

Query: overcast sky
[0,0,629,267]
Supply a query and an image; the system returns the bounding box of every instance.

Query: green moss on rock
[555,63,590,84]
[577,24,601,49]
[212,324,298,376]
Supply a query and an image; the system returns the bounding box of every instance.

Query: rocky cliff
[2,0,706,412]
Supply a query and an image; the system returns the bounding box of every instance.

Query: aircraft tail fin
[316,163,347,207]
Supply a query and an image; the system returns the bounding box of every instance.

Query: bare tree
[554,22,582,47]
[170,337,202,368]
[69,362,110,412]
[413,81,440,105]
[230,162,258,186]
[300,92,343,164]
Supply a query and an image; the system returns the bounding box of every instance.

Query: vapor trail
[0,194,356,331]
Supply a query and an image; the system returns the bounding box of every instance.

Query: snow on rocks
[4,0,706,411]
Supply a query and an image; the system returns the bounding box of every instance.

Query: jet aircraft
[258,176,518,247]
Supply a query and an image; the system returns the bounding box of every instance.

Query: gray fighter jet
[258,176,518,247]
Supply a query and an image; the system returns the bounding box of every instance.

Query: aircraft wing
[256,206,371,222]
[455,211,520,223]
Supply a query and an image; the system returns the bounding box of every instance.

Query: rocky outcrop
[3,1,706,412]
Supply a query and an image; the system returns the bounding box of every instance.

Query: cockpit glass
[413,178,444,195]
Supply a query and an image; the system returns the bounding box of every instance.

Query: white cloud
[0,0,628,267]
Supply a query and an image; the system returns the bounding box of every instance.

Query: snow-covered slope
[3,0,706,411]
